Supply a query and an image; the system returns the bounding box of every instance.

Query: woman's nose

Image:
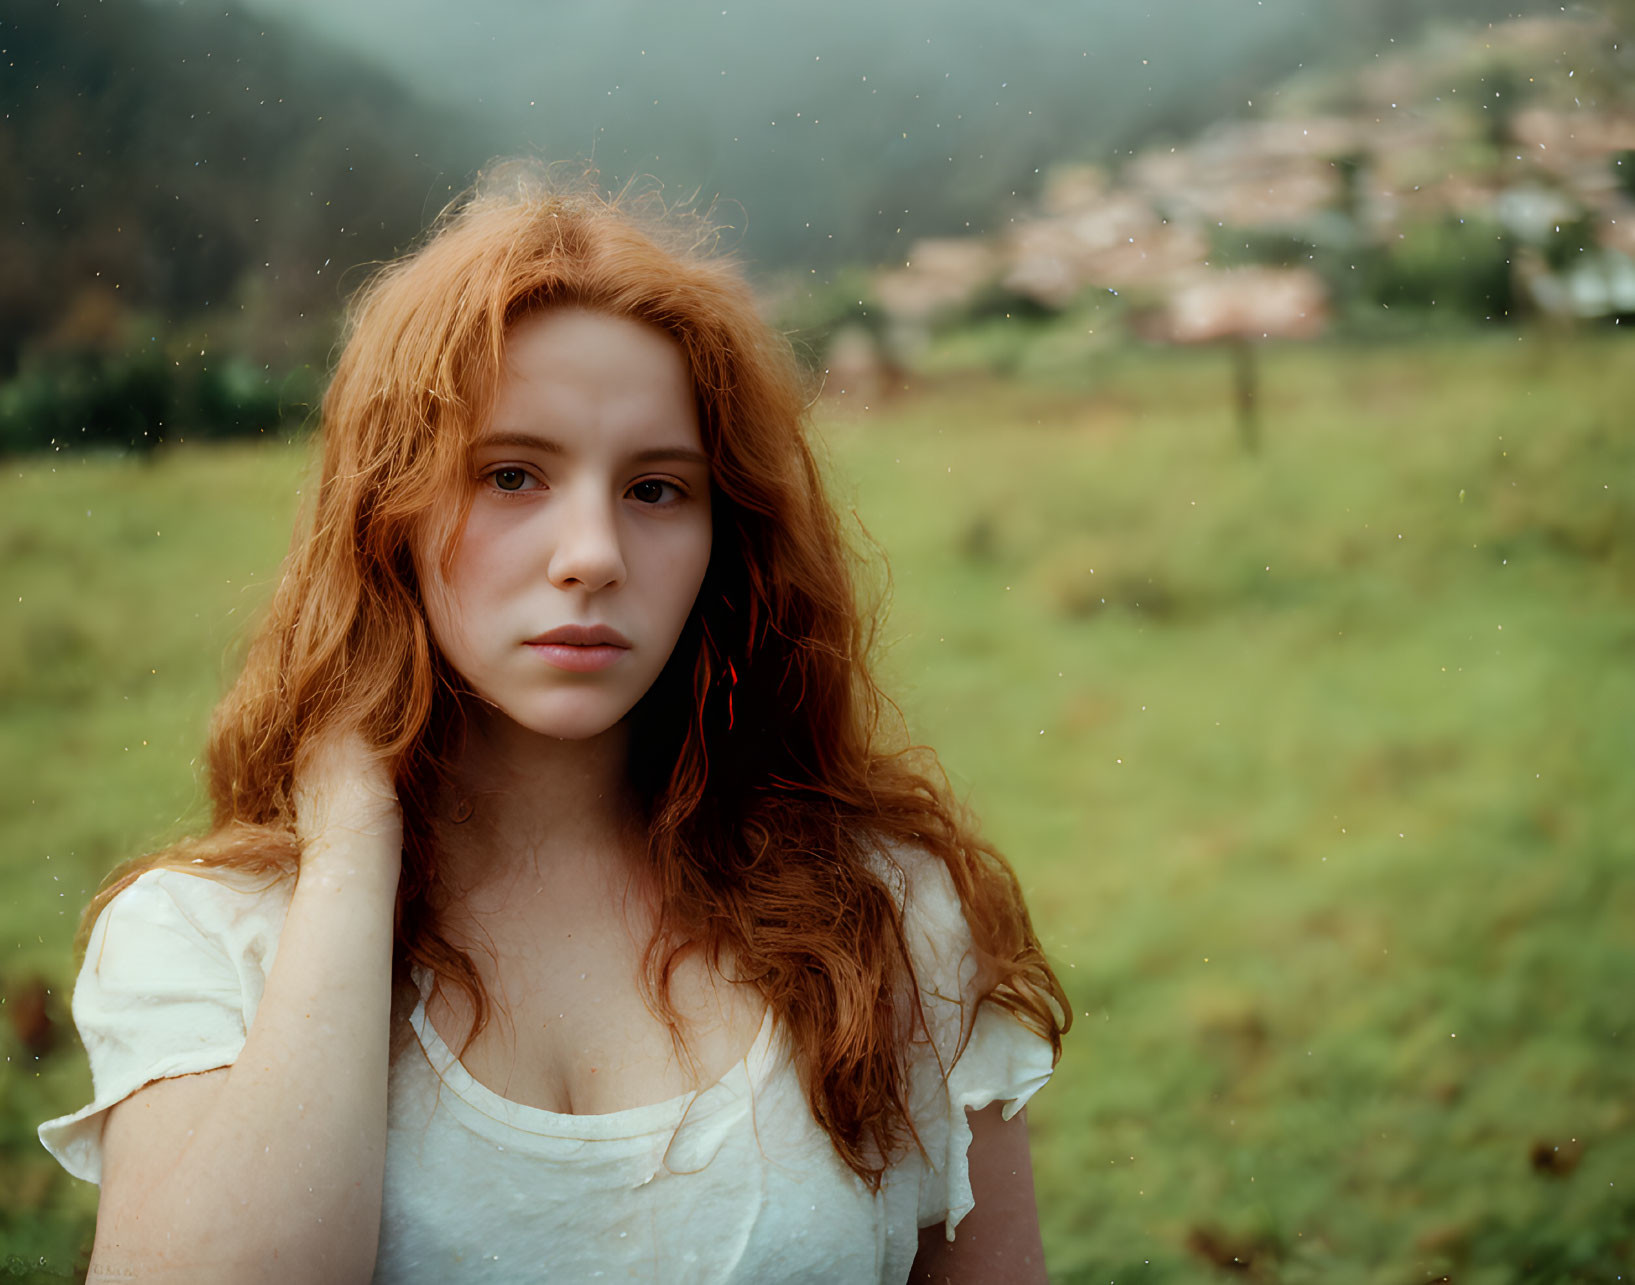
[546,486,626,591]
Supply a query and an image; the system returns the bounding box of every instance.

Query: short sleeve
[880,844,1057,1241]
[36,866,294,1185]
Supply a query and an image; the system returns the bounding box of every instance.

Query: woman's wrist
[299,824,404,885]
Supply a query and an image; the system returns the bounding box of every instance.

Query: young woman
[39,164,1070,1283]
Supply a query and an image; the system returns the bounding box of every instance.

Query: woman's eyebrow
[471,431,708,467]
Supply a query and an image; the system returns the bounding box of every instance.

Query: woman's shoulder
[105,860,296,916]
[860,835,985,1035]
[863,835,972,949]
[71,860,300,1055]
[40,863,297,1185]
[87,862,297,973]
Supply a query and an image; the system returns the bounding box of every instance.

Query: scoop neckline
[407,962,779,1140]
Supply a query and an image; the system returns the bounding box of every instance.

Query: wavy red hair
[77,162,1069,1188]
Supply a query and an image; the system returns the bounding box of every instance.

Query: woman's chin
[489,699,634,744]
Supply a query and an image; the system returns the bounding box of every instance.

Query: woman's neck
[431,706,650,913]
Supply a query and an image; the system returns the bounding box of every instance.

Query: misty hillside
[1,0,1603,377]
[0,0,474,373]
[239,0,1577,269]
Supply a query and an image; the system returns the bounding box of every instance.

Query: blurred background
[3,0,1633,1279]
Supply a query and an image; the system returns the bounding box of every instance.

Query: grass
[3,331,1633,1281]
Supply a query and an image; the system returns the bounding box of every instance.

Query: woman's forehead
[500,305,688,372]
[481,308,703,454]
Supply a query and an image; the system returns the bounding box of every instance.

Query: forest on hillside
[2,0,1626,455]
[2,0,471,375]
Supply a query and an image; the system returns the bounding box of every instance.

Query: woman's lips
[524,642,628,673]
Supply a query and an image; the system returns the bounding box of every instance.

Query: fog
[227,0,1563,267]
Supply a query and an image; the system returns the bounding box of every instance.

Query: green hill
[0,0,475,375]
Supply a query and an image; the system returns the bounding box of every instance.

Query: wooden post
[1231,336,1260,455]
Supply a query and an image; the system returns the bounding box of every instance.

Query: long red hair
[77,162,1069,1188]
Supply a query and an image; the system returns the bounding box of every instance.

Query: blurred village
[3,10,1632,456]
[786,15,1635,405]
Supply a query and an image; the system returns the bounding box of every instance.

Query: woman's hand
[292,727,404,865]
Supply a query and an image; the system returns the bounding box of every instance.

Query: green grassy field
[3,333,1632,1281]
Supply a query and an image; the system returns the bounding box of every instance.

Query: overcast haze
[224,0,1560,269]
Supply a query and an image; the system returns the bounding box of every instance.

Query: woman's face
[415,307,713,741]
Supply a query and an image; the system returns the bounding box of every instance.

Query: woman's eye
[490,468,532,492]
[629,479,682,505]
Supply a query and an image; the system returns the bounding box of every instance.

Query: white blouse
[39,844,1054,1283]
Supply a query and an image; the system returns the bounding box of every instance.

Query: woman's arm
[910,1104,1049,1285]
[88,733,402,1284]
